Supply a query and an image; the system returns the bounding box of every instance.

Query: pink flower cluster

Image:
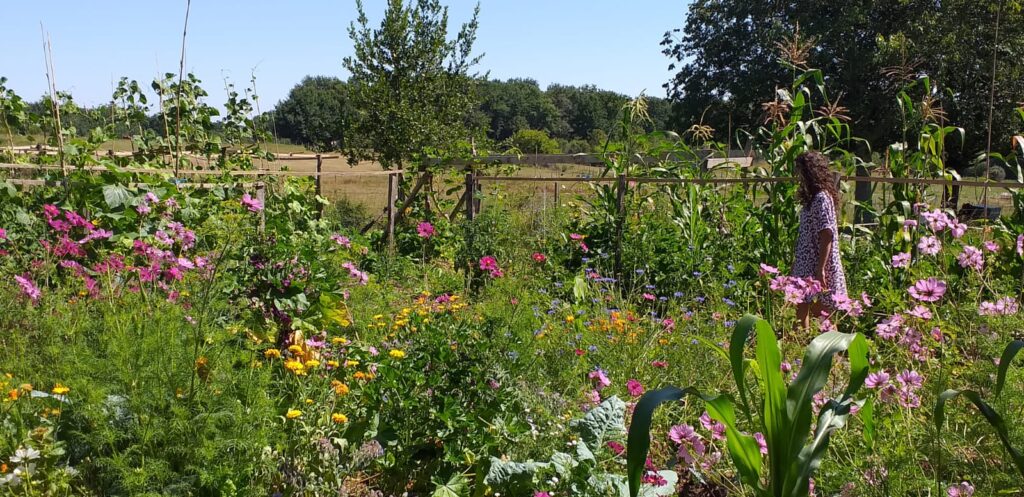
[341,262,369,285]
[330,234,352,248]
[947,482,975,497]
[978,297,1019,316]
[668,424,706,466]
[40,204,112,258]
[876,313,936,362]
[866,369,925,408]
[833,292,870,317]
[921,209,966,238]
[135,192,177,216]
[14,274,41,304]
[891,252,911,268]
[479,256,503,278]
[626,379,644,397]
[588,368,611,390]
[569,233,589,252]
[956,245,984,272]
[769,275,823,305]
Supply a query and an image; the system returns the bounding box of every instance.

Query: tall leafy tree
[273,76,350,152]
[343,0,483,170]
[663,0,1024,163]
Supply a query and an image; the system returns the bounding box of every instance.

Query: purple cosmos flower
[957,245,984,272]
[918,236,942,256]
[891,252,911,268]
[240,193,263,213]
[908,278,946,302]
[416,221,435,238]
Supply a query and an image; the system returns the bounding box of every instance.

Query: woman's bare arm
[816,228,833,288]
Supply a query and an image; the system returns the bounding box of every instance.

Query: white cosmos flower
[10,447,40,463]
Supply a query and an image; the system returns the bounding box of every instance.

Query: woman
[792,150,847,329]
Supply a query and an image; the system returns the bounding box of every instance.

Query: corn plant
[934,340,1024,478]
[626,315,869,497]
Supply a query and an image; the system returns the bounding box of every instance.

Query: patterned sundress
[792,191,847,309]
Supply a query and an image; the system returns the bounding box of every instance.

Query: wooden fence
[3,153,1023,271]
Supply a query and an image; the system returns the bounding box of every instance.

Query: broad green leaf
[753,316,789,496]
[571,396,626,451]
[432,473,468,497]
[935,389,1024,477]
[102,184,132,209]
[730,315,759,422]
[861,397,875,446]
[996,340,1023,397]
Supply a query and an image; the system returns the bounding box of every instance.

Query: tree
[343,0,483,171]
[663,0,1024,162]
[507,129,560,154]
[273,76,350,152]
[476,78,559,141]
[546,84,627,141]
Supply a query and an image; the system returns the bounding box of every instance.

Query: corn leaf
[935,389,1024,477]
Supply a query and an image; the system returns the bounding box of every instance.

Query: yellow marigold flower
[389,349,406,359]
[264,348,281,359]
[327,360,340,369]
[19,384,32,392]
[333,382,350,396]
[339,319,351,328]
[304,360,320,369]
[305,398,314,405]
[565,315,575,323]
[283,360,306,375]
[285,409,302,419]
[373,314,384,321]
[331,413,349,424]
[331,337,349,345]
[51,383,70,395]
[287,345,303,355]
[345,360,360,368]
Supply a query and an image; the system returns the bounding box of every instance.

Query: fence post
[315,154,323,219]
[554,181,559,210]
[614,174,627,280]
[465,170,476,222]
[256,181,266,235]
[386,172,397,251]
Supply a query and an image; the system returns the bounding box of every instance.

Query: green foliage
[343,0,483,171]
[665,0,1024,160]
[506,129,560,154]
[626,315,869,497]
[273,76,351,152]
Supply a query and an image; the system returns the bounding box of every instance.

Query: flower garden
[1,73,1024,497]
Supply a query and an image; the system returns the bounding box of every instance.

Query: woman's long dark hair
[795,151,839,210]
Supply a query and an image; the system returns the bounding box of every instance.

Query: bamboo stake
[982,1,1003,221]
[40,25,65,176]
[173,0,193,179]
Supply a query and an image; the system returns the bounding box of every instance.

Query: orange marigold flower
[331,413,349,424]
[264,348,281,359]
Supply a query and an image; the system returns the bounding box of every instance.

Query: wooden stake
[174,0,193,178]
[40,25,65,176]
[386,172,397,251]
[614,174,627,279]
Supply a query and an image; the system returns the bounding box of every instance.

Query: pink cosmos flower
[585,389,601,405]
[891,252,911,268]
[668,424,706,466]
[949,221,967,239]
[534,492,551,497]
[978,296,1019,316]
[921,209,951,232]
[14,274,41,304]
[240,193,263,213]
[906,305,933,320]
[626,379,645,397]
[532,252,547,263]
[918,236,942,256]
[606,440,625,456]
[330,234,352,248]
[642,293,656,301]
[569,233,584,241]
[947,482,975,497]
[341,262,369,285]
[957,245,984,272]
[479,256,498,271]
[865,371,890,389]
[0,228,6,240]
[908,278,946,302]
[903,219,918,229]
[897,370,924,389]
[758,263,780,276]
[651,360,668,368]
[1017,234,1024,257]
[699,412,726,440]
[930,327,944,342]
[753,432,768,455]
[983,240,999,253]
[416,221,435,238]
[875,314,904,340]
[588,369,611,390]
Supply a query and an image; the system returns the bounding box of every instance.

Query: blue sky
[1,1,689,110]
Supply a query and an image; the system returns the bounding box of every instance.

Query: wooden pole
[554,181,559,210]
[386,172,396,251]
[255,181,266,235]
[614,174,627,279]
[315,153,323,219]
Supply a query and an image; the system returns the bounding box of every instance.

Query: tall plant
[626,315,869,497]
